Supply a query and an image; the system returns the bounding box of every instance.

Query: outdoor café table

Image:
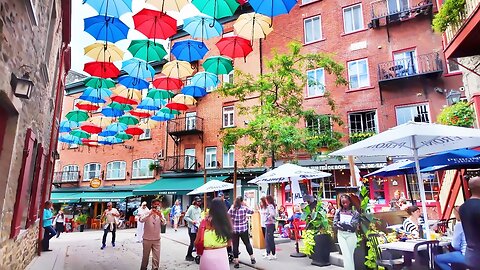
[378,239,451,266]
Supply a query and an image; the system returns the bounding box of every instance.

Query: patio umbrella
[59,120,80,133]
[151,111,175,122]
[171,39,209,62]
[70,129,92,139]
[108,102,133,111]
[248,163,331,184]
[84,15,130,43]
[80,123,103,134]
[329,121,480,238]
[181,85,207,98]
[152,77,183,90]
[216,36,253,60]
[202,56,234,75]
[127,40,167,62]
[130,109,153,118]
[66,110,90,122]
[183,15,223,42]
[187,180,234,195]
[118,115,140,125]
[117,75,150,90]
[133,9,177,40]
[125,126,145,136]
[84,61,120,78]
[190,72,220,89]
[192,0,239,20]
[248,0,297,18]
[147,89,175,99]
[121,58,155,80]
[233,12,273,41]
[162,60,194,78]
[84,42,125,62]
[145,0,189,12]
[75,101,101,112]
[88,116,112,128]
[82,0,132,18]
[166,102,189,111]
[101,107,125,117]
[84,76,116,89]
[172,94,197,105]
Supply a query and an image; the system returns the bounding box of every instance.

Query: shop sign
[157,191,177,195]
[90,178,102,188]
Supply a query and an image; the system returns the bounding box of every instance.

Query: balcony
[162,155,198,172]
[52,171,80,186]
[167,116,204,137]
[378,53,443,84]
[444,0,480,58]
[369,0,433,28]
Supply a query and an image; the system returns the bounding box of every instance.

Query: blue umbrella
[83,0,133,18]
[137,97,166,111]
[181,85,207,97]
[100,136,124,144]
[79,95,106,104]
[59,134,82,144]
[101,107,125,117]
[84,15,130,43]
[190,72,219,89]
[121,58,155,79]
[171,39,209,62]
[151,111,175,122]
[106,122,128,132]
[118,75,150,90]
[249,0,297,18]
[183,15,223,41]
[59,120,80,133]
[81,87,112,100]
[99,130,117,137]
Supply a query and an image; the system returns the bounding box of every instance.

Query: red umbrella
[152,77,184,90]
[80,124,102,134]
[133,9,177,40]
[75,102,100,112]
[236,0,248,4]
[166,102,188,111]
[82,138,99,147]
[110,96,139,105]
[130,110,152,118]
[125,126,145,136]
[215,36,253,59]
[84,61,120,78]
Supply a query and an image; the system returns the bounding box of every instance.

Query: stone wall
[459,55,480,100]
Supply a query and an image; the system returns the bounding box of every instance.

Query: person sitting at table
[402,206,424,238]
[389,190,407,211]
[434,205,467,270]
[284,205,302,238]
[277,205,288,234]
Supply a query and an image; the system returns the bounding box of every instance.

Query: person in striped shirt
[402,205,423,238]
[228,196,256,268]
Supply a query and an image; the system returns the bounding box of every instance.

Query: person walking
[136,202,150,242]
[334,194,360,270]
[184,196,202,261]
[459,176,480,270]
[171,199,182,232]
[195,198,232,270]
[218,191,231,209]
[228,196,257,268]
[54,209,66,238]
[263,195,277,260]
[42,200,56,252]
[139,199,166,270]
[100,202,120,250]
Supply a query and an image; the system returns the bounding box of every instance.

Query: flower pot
[354,239,375,270]
[79,224,85,232]
[311,234,333,267]
[161,224,167,233]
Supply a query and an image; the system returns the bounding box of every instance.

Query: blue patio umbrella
[248,0,297,18]
[101,107,125,117]
[121,58,155,80]
[414,149,480,168]
[137,97,166,110]
[99,130,117,137]
[83,0,133,18]
[59,120,80,133]
[84,15,130,43]
[59,134,82,144]
[181,85,207,98]
[190,72,219,89]
[151,111,175,122]
[118,75,150,90]
[183,15,223,41]
[171,39,209,62]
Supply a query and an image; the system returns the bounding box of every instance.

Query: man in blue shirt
[218,192,231,210]
[42,200,56,252]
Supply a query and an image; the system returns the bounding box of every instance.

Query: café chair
[411,240,440,270]
[367,233,405,270]
[290,218,307,258]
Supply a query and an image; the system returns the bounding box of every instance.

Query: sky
[70,0,201,73]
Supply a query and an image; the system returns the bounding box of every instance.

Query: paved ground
[26,227,343,270]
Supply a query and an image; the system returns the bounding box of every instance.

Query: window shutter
[10,128,37,238]
[26,144,46,228]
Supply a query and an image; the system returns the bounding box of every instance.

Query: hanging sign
[291,179,304,205]
[89,178,102,188]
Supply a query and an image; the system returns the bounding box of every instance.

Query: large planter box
[311,234,334,267]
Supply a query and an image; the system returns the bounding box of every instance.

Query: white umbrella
[187,180,234,195]
[248,163,331,184]
[329,121,480,238]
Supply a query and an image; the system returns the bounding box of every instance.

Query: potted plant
[437,101,475,127]
[75,214,88,232]
[349,131,376,144]
[149,162,162,175]
[160,207,171,233]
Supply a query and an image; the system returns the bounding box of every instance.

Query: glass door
[394,50,417,77]
[185,112,196,130]
[184,148,196,170]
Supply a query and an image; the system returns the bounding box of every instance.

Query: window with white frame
[343,4,364,33]
[347,59,370,89]
[393,50,418,76]
[306,115,332,134]
[348,111,377,134]
[409,173,440,201]
[447,58,461,73]
[318,176,336,199]
[83,163,101,181]
[304,16,322,44]
[62,165,79,182]
[139,129,151,140]
[223,106,234,128]
[132,159,154,179]
[106,161,126,180]
[223,146,235,168]
[395,103,430,125]
[306,68,325,97]
[222,70,234,85]
[185,148,196,170]
[205,147,217,169]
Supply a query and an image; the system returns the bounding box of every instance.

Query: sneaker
[185,255,195,261]
[101,245,106,250]
[111,242,115,247]
[268,254,277,260]
[234,264,240,269]
[251,258,256,264]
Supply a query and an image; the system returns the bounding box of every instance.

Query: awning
[132,177,228,196]
[51,191,133,203]
[50,192,80,203]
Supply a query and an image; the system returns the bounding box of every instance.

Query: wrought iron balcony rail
[52,171,80,183]
[167,116,204,135]
[370,0,433,25]
[163,155,198,172]
[445,0,480,45]
[378,52,443,83]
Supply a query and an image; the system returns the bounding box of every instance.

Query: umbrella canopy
[138,119,159,129]
[99,130,117,137]
[160,107,181,115]
[248,0,297,17]
[187,180,234,195]
[82,87,113,101]
[112,85,142,100]
[133,9,177,40]
[202,56,234,75]
[137,97,165,111]
[172,94,197,105]
[75,101,101,112]
[216,36,253,59]
[190,72,220,89]
[84,15,130,43]
[162,60,194,78]
[183,15,223,41]
[115,132,133,140]
[66,110,90,122]
[118,115,139,125]
[82,0,132,18]
[181,85,207,98]
[125,126,145,135]
[166,102,189,111]
[80,123,103,134]
[151,111,175,121]
[110,96,139,105]
[101,107,125,117]
[100,136,124,144]
[171,39,209,62]
[248,163,331,184]
[88,116,112,127]
[84,76,116,89]
[127,40,167,62]
[108,102,133,111]
[70,129,92,139]
[147,89,175,99]
[84,42,125,62]
[152,77,183,90]
[130,109,153,118]
[84,61,120,78]
[59,134,82,144]
[78,94,106,104]
[59,120,80,133]
[364,160,415,177]
[107,122,128,132]
[118,75,150,90]
[145,0,189,12]
[233,12,273,40]
[192,0,239,19]
[121,58,155,80]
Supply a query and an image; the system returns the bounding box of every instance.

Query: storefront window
[408,173,440,201]
[284,182,309,204]
[370,177,386,204]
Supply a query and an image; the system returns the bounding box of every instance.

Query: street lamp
[10,72,34,99]
[446,90,462,106]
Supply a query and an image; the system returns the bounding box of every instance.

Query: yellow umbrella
[88,116,112,128]
[112,85,143,100]
[146,0,189,12]
[84,42,125,62]
[138,119,159,129]
[172,94,197,105]
[233,12,273,41]
[162,60,194,79]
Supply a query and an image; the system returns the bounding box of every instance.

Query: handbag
[194,219,207,256]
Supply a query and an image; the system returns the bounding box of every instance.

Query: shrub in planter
[437,101,475,128]
[160,207,171,233]
[75,214,88,232]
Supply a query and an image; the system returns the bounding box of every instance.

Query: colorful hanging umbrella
[183,15,223,41]
[59,120,80,133]
[59,134,82,144]
[125,126,145,136]
[107,122,128,132]
[166,102,189,111]
[66,110,90,122]
[137,97,165,111]
[151,111,175,121]
[202,56,234,75]
[108,102,133,111]
[118,75,150,90]
[101,107,125,117]
[118,115,140,125]
[70,129,92,139]
[100,136,124,144]
[133,9,177,40]
[152,77,183,90]
[248,0,297,18]
[181,85,207,97]
[138,120,158,129]
[160,107,181,115]
[99,130,117,137]
[192,0,239,19]
[84,76,116,89]
[84,15,130,43]
[171,39,209,62]
[233,12,273,40]
[145,0,189,12]
[111,95,139,105]
[81,87,113,101]
[75,101,101,112]
[80,123,103,134]
[147,89,175,99]
[130,109,153,118]
[111,85,142,104]
[127,40,167,62]
[84,61,120,78]
[82,0,133,18]
[121,58,156,80]
[88,116,112,127]
[84,42,125,62]
[115,132,133,140]
[190,72,220,89]
[216,36,253,59]
[172,94,197,105]
[162,60,194,78]
[78,94,106,104]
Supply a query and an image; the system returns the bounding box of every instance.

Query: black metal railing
[167,116,204,135]
[52,171,80,183]
[378,52,443,82]
[370,0,432,24]
[163,155,198,172]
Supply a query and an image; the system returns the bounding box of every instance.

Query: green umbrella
[147,89,175,100]
[202,56,234,75]
[84,76,116,89]
[128,40,168,62]
[66,110,89,122]
[70,129,91,139]
[192,0,239,19]
[108,102,133,111]
[115,132,133,140]
[118,115,140,125]
[160,107,181,115]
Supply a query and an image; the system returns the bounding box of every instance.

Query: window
[205,147,217,169]
[396,103,430,125]
[83,163,101,181]
[370,178,386,204]
[317,176,336,199]
[223,146,235,168]
[222,71,234,84]
[62,165,79,182]
[139,129,151,140]
[44,2,57,72]
[106,161,126,180]
[284,182,309,204]
[447,58,461,73]
[223,106,234,128]
[306,115,332,134]
[409,173,440,201]
[185,112,197,130]
[393,50,418,77]
[306,68,325,97]
[184,148,196,170]
[387,0,409,14]
[347,59,370,89]
[348,111,377,133]
[343,4,364,33]
[132,159,154,179]
[304,16,322,44]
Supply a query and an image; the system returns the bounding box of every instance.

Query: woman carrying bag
[333,194,360,270]
[54,209,66,238]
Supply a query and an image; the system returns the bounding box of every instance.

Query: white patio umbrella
[329,121,480,238]
[247,163,331,184]
[187,180,234,195]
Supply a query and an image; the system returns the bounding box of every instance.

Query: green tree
[217,42,347,167]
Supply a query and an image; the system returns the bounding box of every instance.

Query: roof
[132,176,228,196]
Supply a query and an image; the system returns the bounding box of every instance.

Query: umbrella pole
[405,174,415,205]
[203,169,207,209]
[233,161,237,199]
[411,137,430,239]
